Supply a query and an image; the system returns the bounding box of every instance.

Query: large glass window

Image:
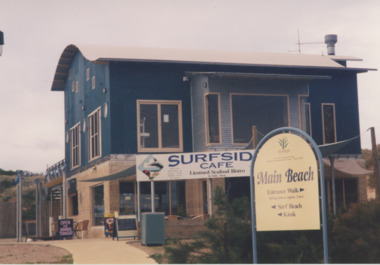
[70,122,81,169]
[121,181,186,216]
[92,185,104,226]
[329,178,358,210]
[137,100,182,152]
[170,181,186,216]
[88,107,102,161]
[322,103,336,144]
[120,182,135,214]
[225,177,251,202]
[205,93,221,144]
[231,94,289,144]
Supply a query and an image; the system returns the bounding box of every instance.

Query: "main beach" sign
[254,133,320,231]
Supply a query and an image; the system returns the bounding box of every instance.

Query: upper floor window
[70,122,81,169]
[137,100,183,152]
[92,76,96,89]
[205,93,221,145]
[231,94,289,144]
[299,96,312,136]
[322,103,336,144]
[88,107,102,161]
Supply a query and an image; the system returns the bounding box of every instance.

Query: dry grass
[0,244,73,264]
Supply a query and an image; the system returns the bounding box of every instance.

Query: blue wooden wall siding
[108,61,193,155]
[308,71,361,153]
[64,51,362,174]
[64,52,110,172]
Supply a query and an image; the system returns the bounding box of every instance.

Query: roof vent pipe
[325,34,338,55]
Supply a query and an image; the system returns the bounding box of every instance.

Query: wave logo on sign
[138,155,164,180]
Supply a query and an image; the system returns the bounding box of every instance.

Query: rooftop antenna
[289,30,325,54]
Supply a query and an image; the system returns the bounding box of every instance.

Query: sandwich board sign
[254,132,320,231]
[114,215,138,240]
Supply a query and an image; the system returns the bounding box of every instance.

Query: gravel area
[0,244,72,264]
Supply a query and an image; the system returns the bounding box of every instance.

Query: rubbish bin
[141,212,165,246]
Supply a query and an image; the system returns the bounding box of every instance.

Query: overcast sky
[1,0,379,172]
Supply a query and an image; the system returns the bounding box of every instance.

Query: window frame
[322,103,337,144]
[204,93,222,145]
[88,107,102,162]
[230,93,290,145]
[137,100,183,153]
[298,95,312,136]
[70,122,81,170]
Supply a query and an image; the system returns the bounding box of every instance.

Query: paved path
[36,238,157,264]
[1,238,157,264]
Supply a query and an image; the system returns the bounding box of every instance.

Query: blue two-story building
[51,41,373,237]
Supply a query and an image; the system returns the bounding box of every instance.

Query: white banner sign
[136,150,254,182]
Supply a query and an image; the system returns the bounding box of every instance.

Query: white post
[151,180,155,213]
[49,217,54,237]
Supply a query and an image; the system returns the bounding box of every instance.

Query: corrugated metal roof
[51,44,367,91]
[76,44,343,67]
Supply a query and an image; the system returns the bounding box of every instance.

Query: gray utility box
[141,212,165,246]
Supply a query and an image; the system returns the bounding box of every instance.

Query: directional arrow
[272,205,276,209]
[300,188,305,192]
[278,213,282,217]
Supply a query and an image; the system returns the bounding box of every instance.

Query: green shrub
[330,200,380,263]
[165,186,253,263]
[165,187,380,263]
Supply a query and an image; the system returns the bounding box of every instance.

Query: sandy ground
[0,243,72,264]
